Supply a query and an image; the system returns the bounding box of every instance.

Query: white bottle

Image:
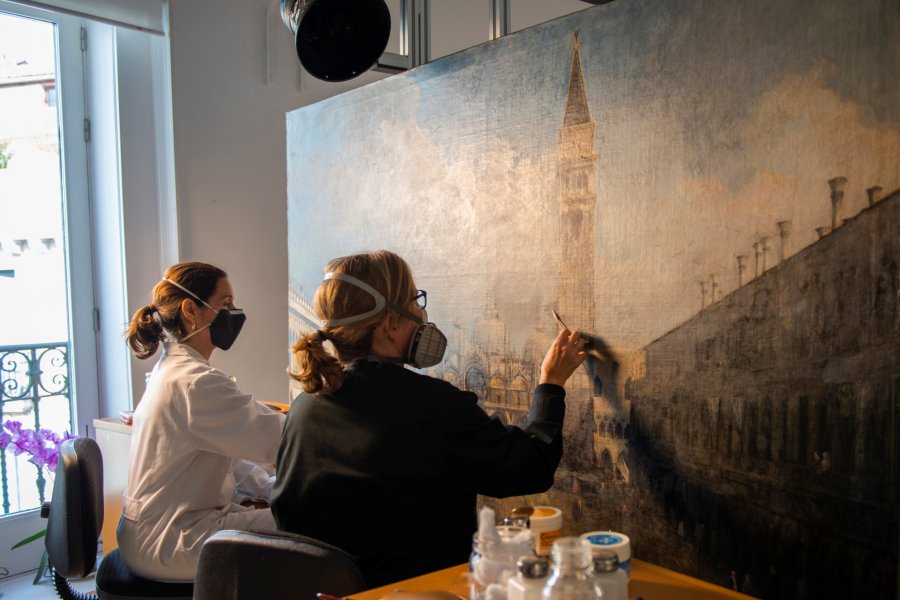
[508,556,550,600]
[591,551,627,600]
[542,538,604,600]
[530,506,563,556]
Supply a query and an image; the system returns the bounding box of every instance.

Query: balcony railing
[0,341,70,515]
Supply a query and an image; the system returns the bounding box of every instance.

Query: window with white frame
[0,0,174,576]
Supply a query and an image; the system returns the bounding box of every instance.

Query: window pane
[0,10,73,516]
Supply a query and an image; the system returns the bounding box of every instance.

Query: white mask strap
[163,278,215,311]
[180,321,212,342]
[163,277,216,342]
[320,272,386,327]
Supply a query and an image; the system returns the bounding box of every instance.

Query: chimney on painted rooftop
[777,221,792,262]
[753,241,763,278]
[828,176,848,230]
[760,236,773,272]
[866,186,883,206]
[736,255,748,287]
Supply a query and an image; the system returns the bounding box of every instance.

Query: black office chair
[43,437,193,600]
[193,529,367,600]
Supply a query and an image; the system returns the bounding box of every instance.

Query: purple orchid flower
[1,420,76,476]
[29,447,48,469]
[47,451,60,473]
[39,428,63,446]
[13,429,39,456]
[6,437,26,456]
[3,420,23,434]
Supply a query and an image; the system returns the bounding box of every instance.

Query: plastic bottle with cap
[508,555,550,600]
[541,537,604,600]
[591,550,627,600]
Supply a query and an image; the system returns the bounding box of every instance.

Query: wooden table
[260,400,290,413]
[351,561,756,600]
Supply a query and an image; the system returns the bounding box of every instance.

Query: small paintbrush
[551,309,615,362]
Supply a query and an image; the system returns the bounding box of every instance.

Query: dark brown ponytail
[126,304,165,359]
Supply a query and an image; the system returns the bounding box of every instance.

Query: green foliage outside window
[0,142,11,169]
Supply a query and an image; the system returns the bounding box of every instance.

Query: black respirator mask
[164,278,246,351]
[320,272,447,369]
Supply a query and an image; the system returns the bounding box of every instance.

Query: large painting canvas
[287,1,900,597]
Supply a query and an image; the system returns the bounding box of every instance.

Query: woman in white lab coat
[118,261,285,582]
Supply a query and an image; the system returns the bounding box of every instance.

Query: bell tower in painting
[556,31,600,474]
[556,33,630,484]
[557,31,597,339]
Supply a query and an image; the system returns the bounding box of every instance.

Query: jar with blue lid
[579,531,631,577]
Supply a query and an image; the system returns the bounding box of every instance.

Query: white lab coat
[117,343,285,582]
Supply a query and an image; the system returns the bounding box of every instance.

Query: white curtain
[6,0,166,34]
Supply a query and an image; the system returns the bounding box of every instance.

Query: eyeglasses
[411,289,427,309]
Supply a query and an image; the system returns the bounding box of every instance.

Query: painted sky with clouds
[288,0,900,351]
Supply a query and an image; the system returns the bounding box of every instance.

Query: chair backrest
[193,529,367,600]
[44,437,104,579]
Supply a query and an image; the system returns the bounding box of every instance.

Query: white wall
[116,27,174,408]
[165,0,587,402]
[167,0,388,402]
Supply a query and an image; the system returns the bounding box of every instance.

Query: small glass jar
[470,525,535,600]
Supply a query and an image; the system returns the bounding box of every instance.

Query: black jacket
[271,359,566,588]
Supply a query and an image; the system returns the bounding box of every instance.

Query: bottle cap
[580,531,631,562]
[511,506,535,519]
[592,549,620,573]
[550,537,592,568]
[501,516,531,528]
[530,506,562,526]
[516,555,549,578]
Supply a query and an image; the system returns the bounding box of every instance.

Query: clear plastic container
[508,555,550,600]
[541,537,604,600]
[591,550,627,600]
[470,525,535,600]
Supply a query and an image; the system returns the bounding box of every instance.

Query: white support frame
[375,0,430,74]
[376,0,512,74]
[489,0,509,40]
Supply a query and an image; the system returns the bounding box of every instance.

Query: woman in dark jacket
[271,250,585,587]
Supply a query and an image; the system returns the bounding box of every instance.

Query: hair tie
[147,303,158,313]
[317,330,329,343]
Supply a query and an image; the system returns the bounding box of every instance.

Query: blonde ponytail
[289,332,345,394]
